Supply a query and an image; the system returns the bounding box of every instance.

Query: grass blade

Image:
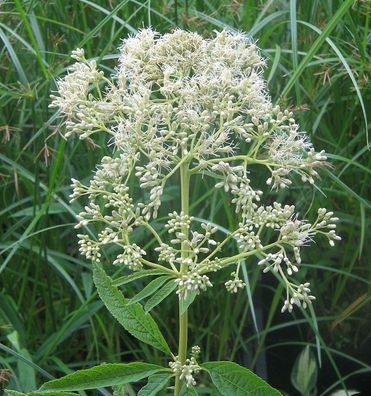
[0,27,28,84]
[281,0,354,98]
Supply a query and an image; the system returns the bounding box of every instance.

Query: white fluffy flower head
[51,28,340,313]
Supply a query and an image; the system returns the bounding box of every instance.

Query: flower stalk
[175,158,190,395]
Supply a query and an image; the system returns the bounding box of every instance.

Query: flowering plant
[20,29,340,396]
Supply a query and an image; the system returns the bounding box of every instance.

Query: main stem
[174,159,190,396]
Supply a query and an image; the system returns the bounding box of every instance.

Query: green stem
[174,159,190,396]
[188,155,270,175]
[198,241,282,273]
[139,258,177,275]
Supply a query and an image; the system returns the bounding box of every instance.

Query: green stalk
[174,159,190,396]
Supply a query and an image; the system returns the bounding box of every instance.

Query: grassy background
[0,0,370,394]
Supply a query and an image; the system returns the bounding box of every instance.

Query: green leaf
[137,373,172,396]
[180,385,198,395]
[202,361,282,396]
[179,291,196,315]
[93,263,172,355]
[7,330,36,392]
[36,393,77,396]
[40,363,166,391]
[114,269,169,287]
[290,346,317,395]
[145,280,177,312]
[14,0,49,79]
[0,27,28,84]
[128,276,171,305]
[6,391,78,396]
[324,169,371,210]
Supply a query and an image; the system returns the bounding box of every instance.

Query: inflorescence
[170,346,201,387]
[51,28,340,313]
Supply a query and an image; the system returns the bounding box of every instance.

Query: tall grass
[0,0,370,394]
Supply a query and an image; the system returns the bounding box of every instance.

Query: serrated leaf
[290,346,317,395]
[202,361,282,396]
[128,276,171,305]
[138,373,172,396]
[145,280,177,312]
[114,269,169,287]
[93,263,172,355]
[40,363,166,391]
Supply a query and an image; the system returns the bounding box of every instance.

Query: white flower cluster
[174,270,213,299]
[169,346,201,387]
[51,29,340,313]
[113,244,146,271]
[225,271,246,293]
[281,282,316,313]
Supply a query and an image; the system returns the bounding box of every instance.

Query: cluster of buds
[169,346,201,387]
[174,271,213,299]
[225,271,246,293]
[281,283,316,313]
[112,244,146,271]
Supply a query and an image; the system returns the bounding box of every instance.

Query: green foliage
[128,277,172,305]
[145,281,178,313]
[179,292,197,315]
[202,361,282,395]
[7,331,36,392]
[137,373,173,396]
[114,269,170,287]
[180,386,198,395]
[93,263,172,355]
[6,391,78,396]
[39,362,167,391]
